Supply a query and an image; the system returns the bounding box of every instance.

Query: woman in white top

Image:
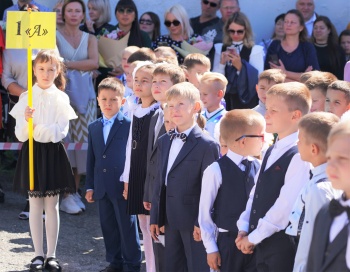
[213,12,264,110]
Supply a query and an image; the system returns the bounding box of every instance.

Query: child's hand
[207,252,221,271]
[193,226,202,242]
[85,190,94,203]
[235,230,247,250]
[238,236,255,254]
[123,182,128,200]
[150,224,160,241]
[25,106,35,122]
[143,202,151,210]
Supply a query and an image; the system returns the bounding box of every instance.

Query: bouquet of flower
[98,28,129,69]
[171,30,215,58]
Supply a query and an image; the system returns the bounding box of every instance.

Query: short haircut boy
[183,53,211,71]
[166,81,200,104]
[122,46,140,56]
[127,47,156,63]
[153,63,186,85]
[304,72,337,95]
[200,72,228,95]
[98,77,125,97]
[327,80,350,102]
[267,82,312,115]
[154,46,178,65]
[300,71,323,84]
[258,69,286,84]
[220,109,265,145]
[299,112,340,154]
[328,120,350,144]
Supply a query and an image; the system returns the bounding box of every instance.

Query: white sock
[29,197,44,258]
[138,214,156,272]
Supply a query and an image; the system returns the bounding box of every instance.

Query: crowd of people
[0,0,349,272]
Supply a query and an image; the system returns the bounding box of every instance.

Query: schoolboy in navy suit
[85,78,141,272]
[150,82,220,272]
[199,109,265,272]
[236,82,312,271]
[307,121,350,272]
[143,64,186,272]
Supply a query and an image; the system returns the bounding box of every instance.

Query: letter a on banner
[6,10,56,190]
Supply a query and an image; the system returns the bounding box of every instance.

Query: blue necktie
[168,129,187,142]
[241,159,255,198]
[102,118,112,144]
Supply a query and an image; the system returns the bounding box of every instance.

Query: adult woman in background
[139,11,161,43]
[114,0,152,48]
[213,12,264,110]
[265,9,319,82]
[260,13,285,56]
[312,16,346,79]
[56,0,99,214]
[339,29,350,62]
[152,4,198,64]
[53,0,65,30]
[80,0,114,36]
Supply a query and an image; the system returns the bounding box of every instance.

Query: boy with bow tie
[307,121,350,271]
[150,82,219,271]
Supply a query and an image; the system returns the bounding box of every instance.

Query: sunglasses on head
[164,20,181,27]
[139,19,153,25]
[235,134,265,142]
[202,0,218,8]
[117,7,134,14]
[228,29,245,35]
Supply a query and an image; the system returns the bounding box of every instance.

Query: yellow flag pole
[27,8,34,191]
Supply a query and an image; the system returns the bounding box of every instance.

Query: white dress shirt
[237,132,311,245]
[9,84,77,143]
[213,43,265,75]
[154,108,164,144]
[203,106,226,142]
[305,13,317,37]
[329,197,350,269]
[121,102,159,182]
[286,163,342,272]
[165,124,196,186]
[199,150,259,253]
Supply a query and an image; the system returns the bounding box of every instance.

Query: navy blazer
[144,112,166,203]
[85,112,130,200]
[150,125,219,230]
[306,202,349,272]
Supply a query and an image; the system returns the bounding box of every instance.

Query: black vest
[249,145,298,233]
[213,155,259,231]
[323,225,349,272]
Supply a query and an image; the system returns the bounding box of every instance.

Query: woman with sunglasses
[213,12,264,110]
[139,12,161,43]
[265,9,319,82]
[152,4,198,64]
[114,0,152,48]
[80,0,114,36]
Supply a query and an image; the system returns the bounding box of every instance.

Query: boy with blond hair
[183,53,211,89]
[286,112,341,272]
[150,82,219,271]
[236,82,312,271]
[253,69,286,116]
[307,121,350,271]
[326,80,350,118]
[304,72,337,112]
[199,72,228,141]
[199,109,265,272]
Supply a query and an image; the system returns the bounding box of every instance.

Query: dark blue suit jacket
[86,112,130,200]
[150,125,219,230]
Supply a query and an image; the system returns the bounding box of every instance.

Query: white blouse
[9,84,77,143]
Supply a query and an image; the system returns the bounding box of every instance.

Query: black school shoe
[45,257,62,272]
[100,264,123,272]
[29,256,45,272]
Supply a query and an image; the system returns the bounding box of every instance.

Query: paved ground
[0,169,146,272]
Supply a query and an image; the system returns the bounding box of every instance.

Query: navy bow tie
[102,118,113,126]
[168,129,187,142]
[329,199,350,218]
